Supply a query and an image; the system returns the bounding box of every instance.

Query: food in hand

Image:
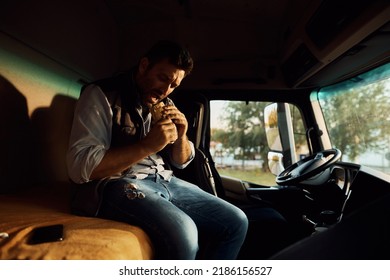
[151,102,165,124]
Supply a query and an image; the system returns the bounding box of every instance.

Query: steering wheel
[276,148,341,186]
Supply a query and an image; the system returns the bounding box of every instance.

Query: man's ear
[138,57,149,75]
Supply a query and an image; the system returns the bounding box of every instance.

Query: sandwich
[151,101,165,124]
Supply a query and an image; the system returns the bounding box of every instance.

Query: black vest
[91,70,145,148]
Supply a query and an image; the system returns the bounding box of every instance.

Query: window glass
[210,100,307,186]
[317,63,390,175]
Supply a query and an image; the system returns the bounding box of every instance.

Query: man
[67,41,248,259]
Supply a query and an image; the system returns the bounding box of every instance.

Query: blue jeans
[97,174,248,259]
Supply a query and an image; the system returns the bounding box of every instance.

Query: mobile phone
[28,224,64,245]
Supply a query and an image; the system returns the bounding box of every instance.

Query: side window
[210,100,308,186]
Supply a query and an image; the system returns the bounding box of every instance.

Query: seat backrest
[0,74,77,192]
[171,92,222,197]
[0,75,34,193]
[31,95,77,184]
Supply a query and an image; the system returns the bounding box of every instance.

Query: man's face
[137,58,186,107]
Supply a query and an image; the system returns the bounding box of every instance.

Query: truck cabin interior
[0,0,389,260]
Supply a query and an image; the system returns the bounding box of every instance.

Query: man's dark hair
[143,40,193,76]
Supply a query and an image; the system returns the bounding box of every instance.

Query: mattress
[0,186,153,260]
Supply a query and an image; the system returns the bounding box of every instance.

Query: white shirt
[67,84,194,184]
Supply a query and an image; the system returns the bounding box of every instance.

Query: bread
[151,101,165,124]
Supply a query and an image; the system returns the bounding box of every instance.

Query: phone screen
[28,224,64,245]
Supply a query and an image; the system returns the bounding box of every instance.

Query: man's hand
[163,105,193,165]
[142,104,192,165]
[90,116,178,180]
[163,105,188,139]
[143,117,178,153]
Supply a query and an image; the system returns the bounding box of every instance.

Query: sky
[210,100,229,129]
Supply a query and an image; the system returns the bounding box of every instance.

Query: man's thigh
[99,177,196,233]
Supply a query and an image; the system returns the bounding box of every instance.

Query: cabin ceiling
[104,0,313,88]
[106,0,296,62]
[1,0,389,90]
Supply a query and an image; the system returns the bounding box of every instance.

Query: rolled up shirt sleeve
[66,85,112,183]
[168,141,195,169]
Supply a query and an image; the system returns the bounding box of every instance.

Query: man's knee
[169,214,199,259]
[232,207,249,235]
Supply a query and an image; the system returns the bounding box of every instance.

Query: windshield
[317,62,390,175]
